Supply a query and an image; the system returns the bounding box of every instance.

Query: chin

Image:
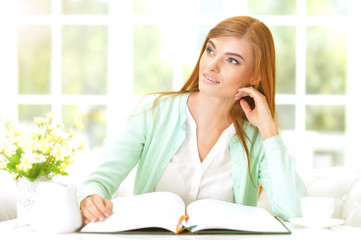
[199,87,233,100]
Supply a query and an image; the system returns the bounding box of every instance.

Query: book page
[186,199,288,233]
[81,192,185,233]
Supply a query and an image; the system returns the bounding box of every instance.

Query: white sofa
[1,149,360,227]
[257,166,361,227]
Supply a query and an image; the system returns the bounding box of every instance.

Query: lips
[203,73,220,84]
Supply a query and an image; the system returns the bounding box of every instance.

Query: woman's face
[198,36,255,100]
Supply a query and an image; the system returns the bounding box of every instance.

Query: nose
[207,57,221,73]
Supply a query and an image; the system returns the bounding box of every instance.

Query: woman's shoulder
[139,92,189,108]
[132,92,190,116]
[139,92,188,102]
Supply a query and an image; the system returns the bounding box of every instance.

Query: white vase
[30,180,83,233]
[16,177,40,227]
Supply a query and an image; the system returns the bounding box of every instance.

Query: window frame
[0,0,360,171]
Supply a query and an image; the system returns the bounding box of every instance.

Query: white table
[1,219,361,240]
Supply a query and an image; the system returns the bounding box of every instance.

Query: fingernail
[99,216,104,221]
[105,212,110,217]
[91,217,97,222]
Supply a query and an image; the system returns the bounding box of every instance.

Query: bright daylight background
[0,0,360,176]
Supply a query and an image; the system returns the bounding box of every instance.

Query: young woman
[78,16,307,225]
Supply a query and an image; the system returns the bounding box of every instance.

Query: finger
[234,92,242,100]
[240,99,252,115]
[91,196,109,221]
[234,89,244,99]
[80,200,97,224]
[81,205,96,224]
[83,196,105,222]
[103,199,113,218]
[93,195,107,212]
[92,196,114,221]
[239,88,269,110]
[235,89,253,102]
[237,87,259,99]
[80,197,95,224]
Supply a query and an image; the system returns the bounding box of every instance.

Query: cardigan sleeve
[77,96,154,204]
[258,135,307,220]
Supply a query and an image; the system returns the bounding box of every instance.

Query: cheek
[227,74,251,89]
[235,68,253,86]
[229,70,248,85]
[199,53,206,71]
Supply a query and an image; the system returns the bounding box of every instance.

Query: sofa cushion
[258,167,361,222]
[303,167,360,199]
[342,177,361,227]
[302,167,360,219]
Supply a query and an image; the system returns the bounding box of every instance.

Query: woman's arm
[77,96,153,224]
[235,86,307,219]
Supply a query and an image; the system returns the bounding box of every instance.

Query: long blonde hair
[154,16,276,194]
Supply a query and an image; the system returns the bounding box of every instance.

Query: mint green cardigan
[78,93,307,220]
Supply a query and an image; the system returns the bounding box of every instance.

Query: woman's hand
[80,194,113,225]
[235,87,278,140]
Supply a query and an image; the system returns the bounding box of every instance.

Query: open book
[80,192,290,234]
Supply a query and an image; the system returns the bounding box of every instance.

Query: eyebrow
[208,40,245,61]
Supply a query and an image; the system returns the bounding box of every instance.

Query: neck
[188,92,235,130]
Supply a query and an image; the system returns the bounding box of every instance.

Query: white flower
[34,139,53,154]
[34,117,46,126]
[4,144,17,156]
[18,137,33,152]
[45,113,54,122]
[51,144,68,161]
[17,152,33,172]
[10,129,21,143]
[31,153,47,164]
[20,151,47,165]
[52,128,70,140]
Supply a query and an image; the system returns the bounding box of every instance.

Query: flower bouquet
[0,114,84,181]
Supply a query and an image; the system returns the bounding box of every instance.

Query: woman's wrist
[258,121,279,140]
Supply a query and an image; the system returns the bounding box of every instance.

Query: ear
[250,78,261,87]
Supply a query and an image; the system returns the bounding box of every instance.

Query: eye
[206,47,215,55]
[226,57,240,65]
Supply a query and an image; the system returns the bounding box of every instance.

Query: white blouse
[155,106,236,206]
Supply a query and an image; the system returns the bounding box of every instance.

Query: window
[1,0,360,171]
